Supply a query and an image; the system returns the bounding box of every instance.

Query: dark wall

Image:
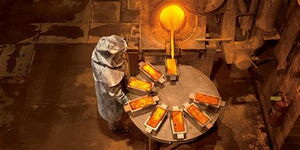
[256,1,300,149]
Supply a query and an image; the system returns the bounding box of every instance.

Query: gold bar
[129,96,156,111]
[171,111,185,132]
[194,92,220,107]
[128,77,153,92]
[141,63,162,81]
[185,104,210,126]
[146,106,167,128]
[166,58,178,75]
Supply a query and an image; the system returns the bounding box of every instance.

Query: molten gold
[129,96,155,110]
[128,77,152,91]
[195,93,220,107]
[159,4,185,59]
[166,58,177,75]
[171,111,185,132]
[146,107,167,128]
[187,104,209,125]
[141,63,162,81]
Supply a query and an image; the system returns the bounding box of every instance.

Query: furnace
[127,0,220,78]
[140,0,207,51]
[159,4,185,59]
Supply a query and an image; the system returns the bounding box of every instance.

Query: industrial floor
[0,0,270,149]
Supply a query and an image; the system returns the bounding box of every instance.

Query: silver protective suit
[91,35,129,130]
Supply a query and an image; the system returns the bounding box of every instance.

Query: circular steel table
[127,65,223,143]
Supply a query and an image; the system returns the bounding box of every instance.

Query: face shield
[95,35,128,68]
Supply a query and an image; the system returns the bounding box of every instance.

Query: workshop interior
[0,0,299,150]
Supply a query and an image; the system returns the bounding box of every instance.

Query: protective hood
[91,35,127,68]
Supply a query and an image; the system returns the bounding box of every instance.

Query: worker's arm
[106,84,129,105]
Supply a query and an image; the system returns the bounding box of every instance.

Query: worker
[91,35,130,133]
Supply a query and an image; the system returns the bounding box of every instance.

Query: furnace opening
[159,4,186,59]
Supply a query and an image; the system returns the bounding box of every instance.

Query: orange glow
[171,111,185,132]
[166,58,177,75]
[187,104,209,125]
[195,93,220,107]
[129,96,155,110]
[159,4,185,32]
[128,77,152,91]
[146,107,167,128]
[159,4,185,59]
[142,63,162,81]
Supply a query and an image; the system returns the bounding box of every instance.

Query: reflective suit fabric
[91,35,128,130]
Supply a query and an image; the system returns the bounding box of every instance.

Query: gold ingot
[129,96,155,110]
[146,107,167,128]
[142,64,162,81]
[166,58,177,75]
[187,104,209,125]
[195,93,220,107]
[128,77,152,91]
[171,111,185,132]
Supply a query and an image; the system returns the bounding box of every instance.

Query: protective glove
[120,96,129,106]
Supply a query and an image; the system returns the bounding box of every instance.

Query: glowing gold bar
[195,92,220,107]
[128,77,152,92]
[141,63,162,81]
[166,58,177,75]
[146,107,167,128]
[171,111,185,132]
[186,104,209,125]
[129,96,155,111]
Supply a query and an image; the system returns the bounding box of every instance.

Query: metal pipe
[233,0,282,70]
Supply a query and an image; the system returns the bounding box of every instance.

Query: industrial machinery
[126,0,282,76]
[123,0,285,147]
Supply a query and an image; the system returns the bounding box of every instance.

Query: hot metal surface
[171,111,185,133]
[194,92,221,107]
[141,63,162,81]
[128,65,223,143]
[165,58,178,75]
[146,106,167,128]
[186,103,210,126]
[128,77,153,92]
[129,96,155,111]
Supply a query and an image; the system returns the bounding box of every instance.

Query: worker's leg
[108,120,122,131]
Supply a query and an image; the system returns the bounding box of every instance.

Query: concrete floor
[0,0,270,149]
[0,45,270,150]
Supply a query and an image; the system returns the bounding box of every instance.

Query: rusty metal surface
[0,44,35,79]
[205,0,225,13]
[128,65,223,143]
